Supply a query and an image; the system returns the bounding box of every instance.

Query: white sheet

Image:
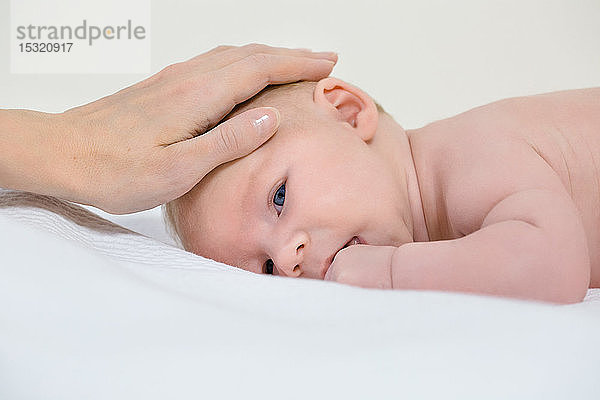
[1,189,599,399]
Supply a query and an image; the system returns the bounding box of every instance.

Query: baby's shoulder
[411,96,570,239]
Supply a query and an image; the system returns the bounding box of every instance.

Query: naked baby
[164,78,600,304]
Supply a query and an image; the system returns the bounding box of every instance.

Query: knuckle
[214,123,241,155]
[159,63,180,78]
[148,63,181,86]
[243,43,266,53]
[241,54,271,85]
[170,72,211,99]
[168,80,191,99]
[245,52,269,66]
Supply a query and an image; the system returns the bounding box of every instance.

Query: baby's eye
[263,259,274,275]
[273,183,286,215]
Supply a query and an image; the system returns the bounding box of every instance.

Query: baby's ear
[313,77,378,141]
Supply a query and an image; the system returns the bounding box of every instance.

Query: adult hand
[0,44,337,214]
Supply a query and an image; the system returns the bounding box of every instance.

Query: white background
[1,0,599,231]
[2,0,600,128]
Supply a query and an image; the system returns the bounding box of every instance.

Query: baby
[163,78,600,304]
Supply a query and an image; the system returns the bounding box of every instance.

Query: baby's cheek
[236,262,255,273]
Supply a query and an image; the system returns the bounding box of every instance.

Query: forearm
[391,220,590,304]
[0,109,82,202]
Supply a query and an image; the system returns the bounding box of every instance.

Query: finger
[324,263,336,281]
[187,43,338,72]
[140,45,337,90]
[229,43,338,62]
[210,54,335,108]
[185,55,334,130]
[173,107,280,176]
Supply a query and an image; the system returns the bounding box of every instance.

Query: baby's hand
[324,245,397,289]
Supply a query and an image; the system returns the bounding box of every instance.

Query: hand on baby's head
[164,77,411,280]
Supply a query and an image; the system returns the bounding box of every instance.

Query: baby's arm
[391,188,590,304]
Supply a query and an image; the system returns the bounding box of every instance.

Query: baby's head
[164,77,415,279]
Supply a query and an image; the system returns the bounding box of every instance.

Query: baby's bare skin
[407,87,600,295]
[176,79,598,304]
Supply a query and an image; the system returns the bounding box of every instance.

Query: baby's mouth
[342,236,361,249]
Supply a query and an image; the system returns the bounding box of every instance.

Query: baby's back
[408,87,600,287]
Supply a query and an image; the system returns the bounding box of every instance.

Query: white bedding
[1,188,599,399]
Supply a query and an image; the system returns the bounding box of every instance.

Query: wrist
[48,111,93,205]
[390,242,417,290]
[0,109,49,193]
[0,109,87,204]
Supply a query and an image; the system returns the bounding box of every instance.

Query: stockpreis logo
[10,0,151,73]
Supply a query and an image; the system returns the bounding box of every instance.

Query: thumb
[189,107,280,171]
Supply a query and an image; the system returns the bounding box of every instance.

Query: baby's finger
[324,263,337,281]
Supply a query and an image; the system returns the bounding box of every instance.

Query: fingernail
[253,107,280,135]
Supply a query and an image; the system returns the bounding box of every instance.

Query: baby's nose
[272,236,306,277]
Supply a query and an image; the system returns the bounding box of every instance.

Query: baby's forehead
[190,113,323,212]
[179,165,247,252]
[191,143,269,214]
